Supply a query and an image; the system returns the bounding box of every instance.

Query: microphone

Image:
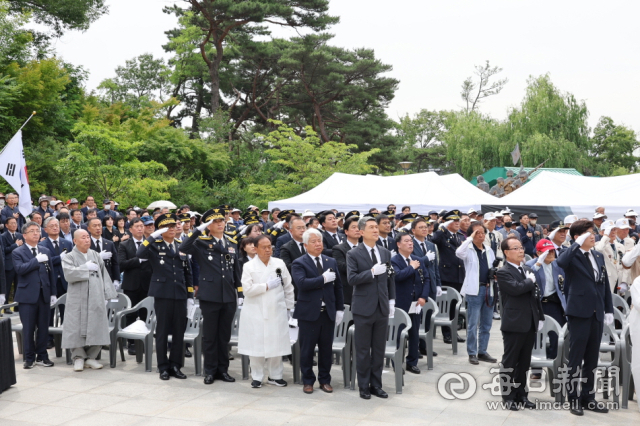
[276,268,283,286]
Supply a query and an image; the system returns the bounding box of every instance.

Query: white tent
[482,171,640,221]
[268,172,497,213]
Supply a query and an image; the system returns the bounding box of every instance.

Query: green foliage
[590,116,639,175]
[395,109,449,173]
[7,0,107,36]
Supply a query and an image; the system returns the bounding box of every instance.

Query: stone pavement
[0,319,638,426]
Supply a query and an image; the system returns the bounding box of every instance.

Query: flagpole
[17,111,36,132]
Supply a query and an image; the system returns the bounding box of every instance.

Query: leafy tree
[590,116,639,175]
[395,109,449,172]
[7,0,107,36]
[460,61,508,113]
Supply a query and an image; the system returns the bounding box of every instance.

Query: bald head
[73,229,91,253]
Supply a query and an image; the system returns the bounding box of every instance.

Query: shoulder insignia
[237,286,243,292]
[187,287,194,293]
[175,238,182,243]
[226,236,238,244]
[155,239,163,243]
[142,240,149,247]
[188,232,193,237]
[198,235,213,240]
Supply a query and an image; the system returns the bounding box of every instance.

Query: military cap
[345,210,360,221]
[400,213,419,222]
[177,213,191,223]
[242,211,255,220]
[244,216,260,225]
[445,210,461,221]
[202,208,225,222]
[336,212,345,219]
[382,209,395,216]
[364,212,379,218]
[155,213,177,229]
[277,209,295,220]
[140,216,154,226]
[218,204,231,213]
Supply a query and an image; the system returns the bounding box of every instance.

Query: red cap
[536,239,555,253]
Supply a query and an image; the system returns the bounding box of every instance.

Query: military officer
[137,213,194,381]
[180,208,243,385]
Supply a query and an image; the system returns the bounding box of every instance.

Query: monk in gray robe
[61,229,117,371]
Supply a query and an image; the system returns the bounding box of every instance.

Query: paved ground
[0,317,638,426]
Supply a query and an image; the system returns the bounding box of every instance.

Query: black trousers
[566,313,602,402]
[501,324,536,401]
[200,300,235,376]
[124,286,148,346]
[19,289,50,363]
[353,304,388,390]
[299,309,335,385]
[541,300,565,359]
[441,280,463,339]
[398,312,420,366]
[154,297,187,372]
[5,269,17,308]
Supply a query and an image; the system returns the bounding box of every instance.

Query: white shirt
[25,243,38,255]
[378,235,391,249]
[413,237,428,255]
[363,242,381,264]
[507,261,523,270]
[541,262,555,296]
[91,236,103,249]
[347,240,358,249]
[308,253,323,267]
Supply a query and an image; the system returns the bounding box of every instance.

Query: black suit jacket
[496,263,544,333]
[90,237,120,281]
[376,235,397,253]
[346,243,396,317]
[431,228,465,284]
[274,232,292,258]
[38,237,73,291]
[332,240,355,305]
[291,254,344,322]
[322,230,342,257]
[118,238,152,293]
[280,238,305,274]
[1,231,21,271]
[557,243,613,321]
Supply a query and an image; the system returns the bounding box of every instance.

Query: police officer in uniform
[137,213,194,381]
[180,208,243,385]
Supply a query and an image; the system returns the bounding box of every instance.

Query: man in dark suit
[70,209,84,232]
[557,220,614,415]
[347,216,396,400]
[1,193,25,231]
[516,214,536,257]
[13,221,57,368]
[376,214,397,253]
[333,214,361,306]
[320,211,343,256]
[280,217,307,298]
[391,233,430,374]
[86,218,120,288]
[39,217,73,348]
[180,208,243,385]
[2,216,22,311]
[96,199,117,221]
[292,228,344,394]
[431,210,466,293]
[117,217,152,355]
[80,195,97,221]
[496,236,545,410]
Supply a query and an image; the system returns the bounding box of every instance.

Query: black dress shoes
[406,365,421,374]
[168,366,187,379]
[433,351,438,357]
[369,387,388,398]
[469,355,479,365]
[160,371,170,380]
[23,360,34,369]
[443,337,452,344]
[128,347,136,356]
[419,348,427,356]
[215,372,236,382]
[477,353,497,363]
[184,348,192,358]
[204,375,214,385]
[582,400,609,413]
[517,398,535,409]
[457,336,466,343]
[359,388,371,400]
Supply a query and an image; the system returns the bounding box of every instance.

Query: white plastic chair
[112,296,156,371]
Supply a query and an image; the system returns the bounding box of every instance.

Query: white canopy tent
[268,172,497,213]
[482,171,640,221]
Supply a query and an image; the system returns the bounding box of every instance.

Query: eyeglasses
[505,247,524,251]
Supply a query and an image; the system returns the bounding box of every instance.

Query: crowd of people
[2,192,639,413]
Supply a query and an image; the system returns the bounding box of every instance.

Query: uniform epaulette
[175,238,182,243]
[225,235,238,244]
[155,239,163,243]
[198,235,213,240]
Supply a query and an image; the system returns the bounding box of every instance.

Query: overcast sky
[49,0,640,132]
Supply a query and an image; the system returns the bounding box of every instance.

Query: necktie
[12,233,16,242]
[169,242,175,255]
[299,242,306,254]
[584,251,597,279]
[95,239,101,252]
[489,233,496,252]
[518,266,526,278]
[332,233,339,245]
[406,258,411,266]
[371,248,378,264]
[420,243,426,256]
[383,239,388,249]
[136,241,141,250]
[53,240,60,254]
[32,248,37,258]
[315,256,323,276]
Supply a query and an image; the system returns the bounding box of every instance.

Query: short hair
[570,219,594,239]
[375,214,390,225]
[358,217,376,231]
[43,217,58,227]
[271,208,281,214]
[102,215,114,226]
[30,211,42,219]
[401,206,411,212]
[286,213,301,224]
[86,208,98,216]
[519,213,529,220]
[71,208,83,217]
[306,217,319,228]
[22,221,40,234]
[467,221,486,237]
[368,207,378,213]
[87,217,102,227]
[411,218,427,230]
[129,217,143,227]
[302,228,323,244]
[500,235,519,253]
[395,232,412,244]
[85,196,94,202]
[344,216,359,231]
[57,212,70,222]
[387,204,395,209]
[253,234,271,247]
[4,216,17,225]
[289,217,305,227]
[318,211,335,225]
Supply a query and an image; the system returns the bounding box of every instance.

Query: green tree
[590,116,639,175]
[460,60,508,113]
[7,0,107,36]
[395,109,449,172]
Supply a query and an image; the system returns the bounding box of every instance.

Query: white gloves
[139,258,148,263]
[113,280,120,290]
[548,228,559,241]
[86,261,99,271]
[436,287,443,297]
[623,243,640,267]
[538,321,544,331]
[322,270,336,283]
[187,298,195,311]
[533,250,549,271]
[151,227,169,239]
[372,263,387,276]
[604,313,614,325]
[36,253,49,263]
[443,220,453,229]
[99,250,112,260]
[603,227,613,237]
[575,232,590,246]
[50,296,57,305]
[389,250,397,257]
[238,298,244,306]
[525,271,536,283]
[0,294,5,305]
[426,250,436,261]
[619,283,629,294]
[274,221,285,230]
[197,219,213,232]
[59,251,67,260]
[389,300,395,318]
[335,310,344,325]
[267,277,281,290]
